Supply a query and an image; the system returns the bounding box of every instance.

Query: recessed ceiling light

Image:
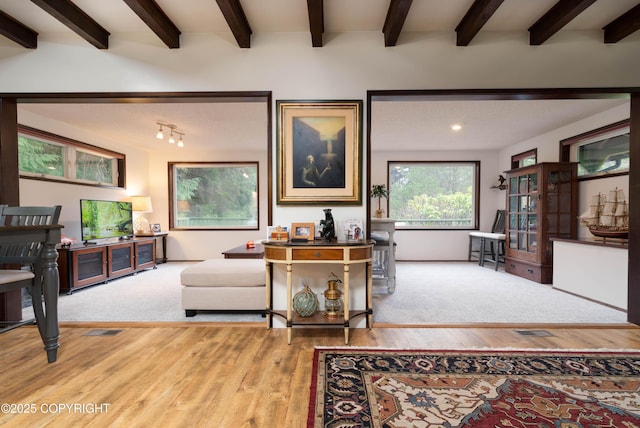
[450,123,462,131]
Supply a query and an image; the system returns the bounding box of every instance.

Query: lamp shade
[131,196,153,213]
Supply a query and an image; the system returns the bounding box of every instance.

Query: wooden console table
[263,239,374,344]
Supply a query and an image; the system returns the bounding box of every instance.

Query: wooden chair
[468,210,506,270]
[0,205,62,363]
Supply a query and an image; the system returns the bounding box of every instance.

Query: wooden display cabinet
[504,162,577,284]
[58,237,156,293]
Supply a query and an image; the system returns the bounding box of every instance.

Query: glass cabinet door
[508,171,538,253]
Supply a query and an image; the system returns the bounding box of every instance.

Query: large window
[18,125,125,187]
[388,161,479,229]
[170,162,259,230]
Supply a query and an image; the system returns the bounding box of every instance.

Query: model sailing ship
[579,188,629,241]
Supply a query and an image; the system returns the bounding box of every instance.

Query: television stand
[57,237,156,294]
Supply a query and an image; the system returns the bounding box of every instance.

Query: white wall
[3,30,639,259]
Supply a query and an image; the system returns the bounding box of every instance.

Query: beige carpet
[23,261,628,324]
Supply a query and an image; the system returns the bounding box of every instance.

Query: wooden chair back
[491,210,506,234]
[0,205,61,226]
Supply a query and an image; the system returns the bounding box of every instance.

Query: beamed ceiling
[0,0,638,49]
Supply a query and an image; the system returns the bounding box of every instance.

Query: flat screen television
[80,199,134,242]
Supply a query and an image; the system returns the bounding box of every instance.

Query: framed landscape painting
[276,100,363,205]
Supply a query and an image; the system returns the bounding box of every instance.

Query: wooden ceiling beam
[455,0,504,46]
[0,10,38,48]
[383,0,413,47]
[603,4,640,43]
[215,0,252,48]
[528,0,597,45]
[307,0,324,47]
[31,0,109,49]
[123,0,181,49]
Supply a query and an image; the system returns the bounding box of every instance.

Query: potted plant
[370,184,389,218]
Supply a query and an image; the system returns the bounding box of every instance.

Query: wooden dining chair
[0,205,62,363]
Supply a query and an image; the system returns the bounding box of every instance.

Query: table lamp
[131,196,153,236]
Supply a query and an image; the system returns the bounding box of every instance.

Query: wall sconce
[131,196,154,235]
[156,122,185,147]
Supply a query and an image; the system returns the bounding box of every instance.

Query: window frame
[511,148,537,169]
[18,124,126,188]
[169,161,260,231]
[559,119,629,181]
[387,160,480,231]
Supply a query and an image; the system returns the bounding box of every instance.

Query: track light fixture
[155,122,185,147]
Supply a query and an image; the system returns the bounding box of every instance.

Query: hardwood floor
[2,323,640,427]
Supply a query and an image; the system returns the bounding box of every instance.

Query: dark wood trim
[603,4,640,44]
[0,98,19,205]
[0,97,20,323]
[0,10,38,48]
[528,0,597,45]
[307,0,324,47]
[266,92,273,227]
[369,88,635,101]
[215,0,252,48]
[628,93,640,324]
[123,0,181,49]
[3,91,269,103]
[383,0,413,47]
[31,0,110,49]
[455,0,504,46]
[511,148,537,169]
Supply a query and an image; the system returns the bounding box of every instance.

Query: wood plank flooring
[2,323,640,427]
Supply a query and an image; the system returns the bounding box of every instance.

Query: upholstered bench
[180,258,266,317]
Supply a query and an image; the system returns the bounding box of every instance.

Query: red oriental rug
[308,348,640,427]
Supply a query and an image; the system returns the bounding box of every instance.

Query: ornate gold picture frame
[276,100,363,205]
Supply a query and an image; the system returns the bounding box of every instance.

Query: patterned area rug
[308,348,640,427]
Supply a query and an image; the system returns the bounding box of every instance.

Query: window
[388,161,479,229]
[511,149,537,169]
[170,162,259,230]
[18,125,125,187]
[560,119,629,179]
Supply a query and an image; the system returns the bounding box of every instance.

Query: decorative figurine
[320,208,335,241]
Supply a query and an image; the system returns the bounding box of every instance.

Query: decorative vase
[293,284,319,317]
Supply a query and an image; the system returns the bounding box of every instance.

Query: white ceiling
[1,0,637,37]
[17,97,629,152]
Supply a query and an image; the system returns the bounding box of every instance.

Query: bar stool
[371,218,396,293]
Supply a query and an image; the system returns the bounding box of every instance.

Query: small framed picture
[151,223,161,233]
[291,222,315,241]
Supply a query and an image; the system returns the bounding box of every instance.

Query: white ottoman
[180,258,266,317]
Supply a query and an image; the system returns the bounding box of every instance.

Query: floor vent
[83,329,123,337]
[514,329,554,337]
